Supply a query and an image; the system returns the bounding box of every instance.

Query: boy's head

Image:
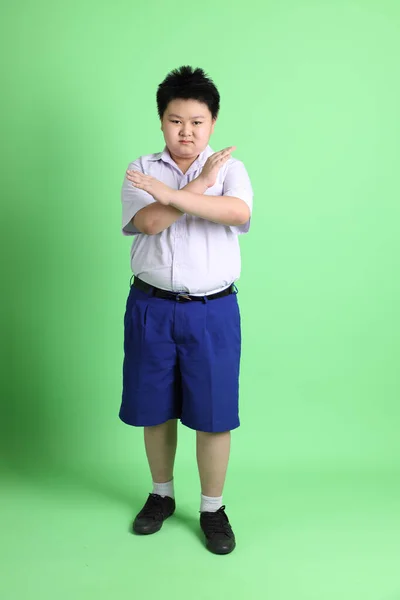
[157,66,220,163]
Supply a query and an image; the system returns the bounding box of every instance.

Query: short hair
[156,65,220,121]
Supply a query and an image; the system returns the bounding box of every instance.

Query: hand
[126,170,173,205]
[198,146,236,188]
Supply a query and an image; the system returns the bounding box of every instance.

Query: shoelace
[202,506,233,537]
[139,493,165,520]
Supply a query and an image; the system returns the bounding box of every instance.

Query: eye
[171,120,180,124]
[194,121,202,125]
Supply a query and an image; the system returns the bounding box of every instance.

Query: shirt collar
[148,144,214,173]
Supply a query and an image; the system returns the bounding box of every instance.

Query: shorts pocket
[133,299,150,328]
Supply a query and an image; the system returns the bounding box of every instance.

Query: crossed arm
[132,177,250,235]
[132,177,206,235]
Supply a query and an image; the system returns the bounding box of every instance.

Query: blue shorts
[119,282,242,433]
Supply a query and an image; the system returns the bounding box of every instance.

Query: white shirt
[121,144,253,295]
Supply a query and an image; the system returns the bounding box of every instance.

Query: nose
[180,124,192,137]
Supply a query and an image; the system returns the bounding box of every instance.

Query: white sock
[200,493,223,513]
[152,479,174,499]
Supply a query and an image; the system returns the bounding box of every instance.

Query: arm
[132,176,209,235]
[127,150,252,232]
[169,190,250,226]
[132,204,182,235]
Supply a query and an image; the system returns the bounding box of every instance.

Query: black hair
[156,65,220,121]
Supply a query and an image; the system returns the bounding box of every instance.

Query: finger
[217,151,233,163]
[219,146,236,154]
[127,170,144,177]
[211,147,235,162]
[209,148,234,165]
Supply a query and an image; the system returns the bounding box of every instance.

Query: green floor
[1,464,399,600]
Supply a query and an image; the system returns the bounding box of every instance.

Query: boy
[120,65,253,555]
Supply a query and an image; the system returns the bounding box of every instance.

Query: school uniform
[119,144,253,433]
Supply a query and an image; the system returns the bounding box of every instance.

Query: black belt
[132,276,235,302]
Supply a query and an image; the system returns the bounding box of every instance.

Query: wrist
[165,187,178,206]
[196,175,212,192]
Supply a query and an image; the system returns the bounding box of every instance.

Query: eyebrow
[168,113,205,119]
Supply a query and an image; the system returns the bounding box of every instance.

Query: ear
[211,118,217,133]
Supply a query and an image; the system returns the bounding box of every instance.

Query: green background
[1,0,400,598]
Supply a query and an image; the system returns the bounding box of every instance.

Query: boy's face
[160,98,216,162]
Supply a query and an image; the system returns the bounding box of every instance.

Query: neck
[168,150,200,174]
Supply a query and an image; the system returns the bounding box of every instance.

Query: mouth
[179,140,192,144]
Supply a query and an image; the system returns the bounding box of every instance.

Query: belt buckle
[176,293,192,302]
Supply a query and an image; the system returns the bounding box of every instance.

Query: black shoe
[133,493,176,535]
[200,505,236,555]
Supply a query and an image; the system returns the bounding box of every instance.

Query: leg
[177,293,240,553]
[133,419,178,535]
[196,430,231,497]
[197,430,236,555]
[121,287,180,535]
[144,418,178,483]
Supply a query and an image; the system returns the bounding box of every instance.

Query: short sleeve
[222,159,254,234]
[121,158,156,236]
